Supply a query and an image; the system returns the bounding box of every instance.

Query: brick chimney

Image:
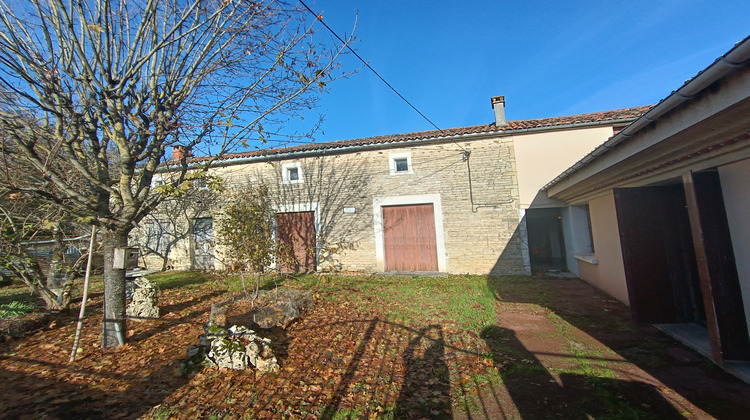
[172,146,192,160]
[491,95,508,127]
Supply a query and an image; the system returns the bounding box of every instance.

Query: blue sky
[277,0,750,145]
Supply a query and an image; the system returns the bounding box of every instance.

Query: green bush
[0,301,35,319]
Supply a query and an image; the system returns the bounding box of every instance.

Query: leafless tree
[0,130,90,311]
[0,0,352,347]
[0,190,86,311]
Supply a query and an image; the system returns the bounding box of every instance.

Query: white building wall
[578,193,630,305]
[719,157,750,338]
[512,126,615,209]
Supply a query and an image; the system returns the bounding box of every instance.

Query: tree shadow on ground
[484,275,750,418]
[0,357,191,419]
[0,284,229,419]
[0,287,38,306]
[288,317,456,420]
[319,317,380,419]
[127,291,223,343]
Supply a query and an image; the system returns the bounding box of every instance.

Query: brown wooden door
[276,211,316,272]
[383,204,438,271]
[613,186,702,324]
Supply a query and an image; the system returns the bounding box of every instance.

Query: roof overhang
[545,35,750,204]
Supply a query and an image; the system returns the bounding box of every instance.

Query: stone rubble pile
[183,322,280,373]
[125,277,160,321]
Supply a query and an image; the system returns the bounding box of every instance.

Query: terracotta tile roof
[190,105,651,164]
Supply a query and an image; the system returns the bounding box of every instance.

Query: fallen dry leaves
[5,275,749,419]
[0,281,492,419]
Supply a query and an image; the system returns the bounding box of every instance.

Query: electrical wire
[298,0,444,134]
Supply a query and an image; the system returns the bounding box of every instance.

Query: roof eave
[186,117,639,169]
[544,35,750,193]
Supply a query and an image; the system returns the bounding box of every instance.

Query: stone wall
[134,133,530,274]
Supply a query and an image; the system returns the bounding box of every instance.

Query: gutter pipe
[543,35,750,191]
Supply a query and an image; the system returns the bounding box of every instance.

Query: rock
[126,277,160,321]
[252,289,313,329]
[185,322,279,373]
[200,321,229,346]
[206,337,250,370]
[246,336,279,373]
[186,345,203,358]
[209,303,229,327]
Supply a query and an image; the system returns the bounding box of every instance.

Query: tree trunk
[102,230,128,348]
[160,246,170,272]
[44,226,71,311]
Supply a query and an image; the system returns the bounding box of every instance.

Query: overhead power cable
[298,0,444,133]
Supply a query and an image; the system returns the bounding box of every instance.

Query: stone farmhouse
[136,100,647,276]
[137,33,750,374]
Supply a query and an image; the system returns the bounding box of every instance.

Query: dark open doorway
[614,172,750,363]
[526,208,566,273]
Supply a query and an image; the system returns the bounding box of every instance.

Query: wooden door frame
[373,194,447,272]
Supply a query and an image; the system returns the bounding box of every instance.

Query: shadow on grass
[485,275,750,418]
[480,324,684,419]
[0,284,38,307]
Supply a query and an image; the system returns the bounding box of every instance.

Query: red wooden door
[383,204,438,271]
[276,211,316,272]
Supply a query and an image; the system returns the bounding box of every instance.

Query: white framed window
[389,152,413,175]
[281,162,303,184]
[146,219,171,254]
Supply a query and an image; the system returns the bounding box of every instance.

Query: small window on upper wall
[282,162,303,184]
[394,158,408,172]
[389,152,413,175]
